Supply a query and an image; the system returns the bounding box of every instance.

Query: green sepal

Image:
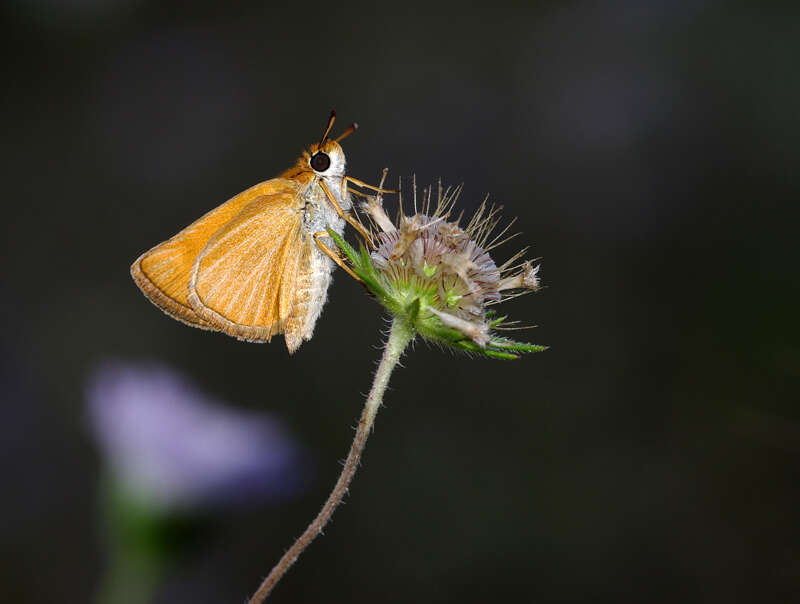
[327,228,358,265]
[420,322,472,346]
[406,297,421,324]
[452,339,519,359]
[327,229,390,300]
[488,338,549,353]
[489,315,508,328]
[483,349,522,360]
[451,336,547,360]
[359,244,373,273]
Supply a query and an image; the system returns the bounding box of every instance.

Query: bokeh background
[2,1,799,602]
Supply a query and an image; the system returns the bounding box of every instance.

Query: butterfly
[131,111,387,353]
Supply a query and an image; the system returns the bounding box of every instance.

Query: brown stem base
[247,319,413,603]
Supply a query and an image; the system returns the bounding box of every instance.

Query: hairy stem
[248,318,414,603]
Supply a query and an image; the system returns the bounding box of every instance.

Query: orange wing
[130,178,295,330]
[187,190,305,344]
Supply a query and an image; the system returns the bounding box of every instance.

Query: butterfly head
[305,110,358,180]
[308,139,347,179]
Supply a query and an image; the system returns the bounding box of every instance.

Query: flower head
[329,177,546,359]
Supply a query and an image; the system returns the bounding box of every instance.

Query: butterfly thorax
[281,143,352,351]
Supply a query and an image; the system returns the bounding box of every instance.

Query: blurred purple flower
[87,361,309,511]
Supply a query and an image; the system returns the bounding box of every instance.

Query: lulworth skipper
[131,111,387,353]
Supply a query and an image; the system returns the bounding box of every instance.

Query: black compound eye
[310,152,331,172]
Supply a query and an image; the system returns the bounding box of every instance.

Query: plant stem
[96,544,163,604]
[248,318,414,603]
[96,482,167,604]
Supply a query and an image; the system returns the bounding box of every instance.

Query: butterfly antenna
[335,122,358,143]
[319,110,336,148]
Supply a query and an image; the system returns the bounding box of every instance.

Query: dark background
[2,1,799,602]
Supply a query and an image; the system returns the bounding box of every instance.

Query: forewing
[130,178,295,329]
[187,191,305,342]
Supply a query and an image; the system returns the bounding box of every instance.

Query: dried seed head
[329,180,547,359]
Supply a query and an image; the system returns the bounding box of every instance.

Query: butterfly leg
[313,231,363,283]
[344,176,398,194]
[318,180,372,244]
